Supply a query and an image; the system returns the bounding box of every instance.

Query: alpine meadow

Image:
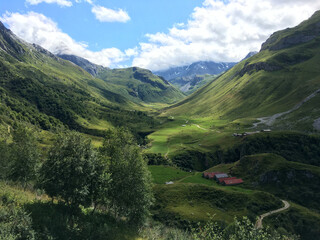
[0,1,320,240]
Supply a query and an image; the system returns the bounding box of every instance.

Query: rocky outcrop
[33,44,58,60]
[238,62,282,77]
[133,68,169,90]
[261,11,320,51]
[0,21,25,57]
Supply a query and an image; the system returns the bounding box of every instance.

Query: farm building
[214,173,229,180]
[222,178,244,186]
[202,171,244,186]
[203,172,223,179]
[218,177,237,184]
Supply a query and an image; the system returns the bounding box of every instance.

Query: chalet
[222,178,244,186]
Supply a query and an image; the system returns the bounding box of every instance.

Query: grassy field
[145,116,248,157]
[148,165,192,184]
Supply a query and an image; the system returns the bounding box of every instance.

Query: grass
[148,165,192,184]
[146,116,244,157]
[161,12,320,133]
[152,183,282,226]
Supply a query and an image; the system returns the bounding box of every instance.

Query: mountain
[95,67,185,104]
[0,21,159,138]
[57,54,105,77]
[154,61,237,94]
[165,11,320,131]
[58,54,185,104]
[242,51,258,60]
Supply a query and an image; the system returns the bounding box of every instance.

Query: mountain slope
[0,21,156,137]
[57,54,105,77]
[96,67,185,104]
[58,54,185,104]
[154,61,236,94]
[164,11,320,131]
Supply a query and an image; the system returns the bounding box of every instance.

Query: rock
[238,62,282,77]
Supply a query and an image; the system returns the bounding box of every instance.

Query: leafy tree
[9,125,40,190]
[38,131,110,210]
[100,128,153,225]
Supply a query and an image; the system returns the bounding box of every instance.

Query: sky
[0,0,320,71]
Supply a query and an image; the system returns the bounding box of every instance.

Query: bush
[0,196,35,240]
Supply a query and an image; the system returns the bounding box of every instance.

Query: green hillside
[0,21,157,140]
[210,153,320,211]
[164,11,320,131]
[97,67,185,104]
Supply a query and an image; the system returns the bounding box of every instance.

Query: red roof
[218,177,237,183]
[223,178,244,185]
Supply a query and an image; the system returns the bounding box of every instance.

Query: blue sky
[1,0,320,70]
[0,0,202,51]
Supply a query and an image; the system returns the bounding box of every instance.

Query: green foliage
[0,140,10,180]
[264,203,320,240]
[144,153,172,165]
[38,131,110,209]
[192,216,298,240]
[8,125,40,189]
[171,150,218,171]
[0,195,35,240]
[224,132,320,166]
[100,128,154,225]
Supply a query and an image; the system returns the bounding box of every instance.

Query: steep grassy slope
[58,54,185,104]
[0,21,157,139]
[97,67,185,104]
[164,11,320,131]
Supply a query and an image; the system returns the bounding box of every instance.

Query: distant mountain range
[154,61,237,94]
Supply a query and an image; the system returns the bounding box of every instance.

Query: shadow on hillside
[24,202,138,240]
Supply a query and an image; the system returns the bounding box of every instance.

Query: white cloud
[26,0,72,7]
[132,0,320,71]
[0,11,131,68]
[91,5,130,23]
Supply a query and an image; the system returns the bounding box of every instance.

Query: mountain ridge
[164,11,320,131]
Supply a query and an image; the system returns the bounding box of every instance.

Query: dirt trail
[193,124,208,131]
[253,88,320,127]
[255,200,290,229]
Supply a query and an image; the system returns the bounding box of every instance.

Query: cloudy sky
[1,0,320,71]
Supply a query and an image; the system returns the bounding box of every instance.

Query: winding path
[253,88,320,128]
[255,200,290,229]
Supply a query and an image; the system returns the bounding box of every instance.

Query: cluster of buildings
[203,172,243,186]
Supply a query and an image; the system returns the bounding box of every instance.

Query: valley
[0,7,320,240]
